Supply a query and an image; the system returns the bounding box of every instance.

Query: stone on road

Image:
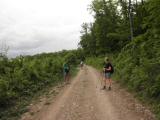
[21,66,155,120]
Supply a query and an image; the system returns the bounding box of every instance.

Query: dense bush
[86,57,104,70]
[114,34,160,95]
[0,50,82,120]
[80,0,160,118]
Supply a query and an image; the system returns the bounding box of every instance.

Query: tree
[128,0,134,40]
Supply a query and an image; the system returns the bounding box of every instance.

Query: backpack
[64,68,69,73]
[64,64,70,73]
[110,64,114,74]
[104,63,114,74]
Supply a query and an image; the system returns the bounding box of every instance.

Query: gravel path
[21,66,155,120]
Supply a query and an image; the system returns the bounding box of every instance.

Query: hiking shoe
[101,86,106,90]
[108,86,111,90]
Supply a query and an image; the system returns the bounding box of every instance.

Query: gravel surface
[21,66,155,120]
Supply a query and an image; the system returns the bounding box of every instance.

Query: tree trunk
[141,0,144,5]
[128,0,134,40]
[136,0,138,8]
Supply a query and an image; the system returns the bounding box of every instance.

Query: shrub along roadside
[86,54,116,71]
[113,35,160,119]
[86,43,160,119]
[0,50,81,120]
[86,57,104,70]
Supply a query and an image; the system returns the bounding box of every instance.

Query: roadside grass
[86,56,159,119]
[0,66,79,120]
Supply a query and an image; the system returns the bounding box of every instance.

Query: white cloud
[0,0,93,57]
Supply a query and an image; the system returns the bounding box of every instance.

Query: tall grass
[0,50,81,120]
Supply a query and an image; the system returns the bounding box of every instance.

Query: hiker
[80,60,84,69]
[102,57,114,90]
[63,62,70,83]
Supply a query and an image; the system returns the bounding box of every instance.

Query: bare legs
[64,73,70,84]
[103,77,112,90]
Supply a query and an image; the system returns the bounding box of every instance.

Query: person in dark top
[63,62,70,83]
[103,57,113,90]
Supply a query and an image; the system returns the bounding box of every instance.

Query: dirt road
[21,66,155,120]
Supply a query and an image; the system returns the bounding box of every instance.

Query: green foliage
[80,0,122,55]
[0,50,80,120]
[86,55,115,70]
[86,57,104,70]
[82,0,160,118]
[64,53,77,64]
[113,32,160,118]
[106,33,129,52]
[79,0,149,55]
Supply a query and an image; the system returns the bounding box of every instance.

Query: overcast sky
[0,0,93,57]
